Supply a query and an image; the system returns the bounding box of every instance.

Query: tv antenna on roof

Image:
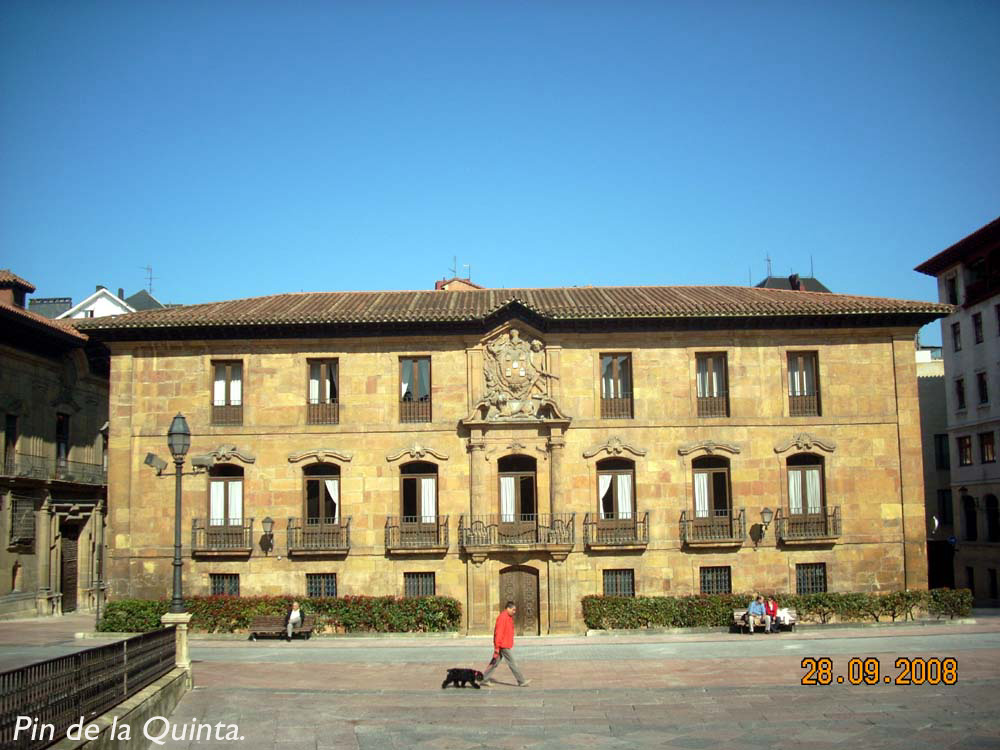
[449,257,472,281]
[765,254,773,278]
[139,265,157,294]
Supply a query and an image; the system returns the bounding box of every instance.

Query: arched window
[597,457,635,521]
[963,494,978,541]
[303,463,341,523]
[209,464,244,527]
[985,494,999,543]
[787,454,825,515]
[692,455,730,519]
[400,461,437,524]
[498,455,537,522]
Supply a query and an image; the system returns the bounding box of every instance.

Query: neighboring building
[756,274,832,293]
[28,297,73,319]
[57,286,136,319]
[124,289,165,312]
[916,343,954,588]
[917,215,1000,606]
[79,283,947,633]
[0,270,109,618]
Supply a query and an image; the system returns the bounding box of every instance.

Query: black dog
[441,668,484,689]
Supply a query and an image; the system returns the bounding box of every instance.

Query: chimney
[788,273,802,291]
[118,287,125,299]
[96,285,106,292]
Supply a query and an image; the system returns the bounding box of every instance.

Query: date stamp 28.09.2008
[800,657,958,686]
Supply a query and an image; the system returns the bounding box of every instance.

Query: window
[399,357,431,422]
[787,352,820,416]
[980,432,996,464]
[795,563,827,594]
[55,413,70,467]
[307,359,339,424]
[404,572,436,597]
[700,566,732,594]
[966,566,975,595]
[787,453,825,520]
[696,353,729,417]
[951,323,962,352]
[9,496,35,544]
[957,436,973,466]
[692,455,731,518]
[306,573,337,598]
[596,458,635,522]
[934,434,950,470]
[210,573,239,596]
[498,455,536,523]
[600,354,633,418]
[212,361,243,425]
[304,463,340,523]
[977,372,989,404]
[937,489,953,526]
[945,276,958,305]
[602,569,635,597]
[3,415,17,473]
[974,313,984,344]
[990,569,998,600]
[962,495,978,541]
[209,465,244,526]
[956,379,966,410]
[400,461,437,523]
[986,495,1000,543]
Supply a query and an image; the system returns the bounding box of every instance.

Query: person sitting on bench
[745,595,772,634]
[285,601,304,641]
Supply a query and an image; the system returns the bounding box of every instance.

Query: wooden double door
[499,566,539,636]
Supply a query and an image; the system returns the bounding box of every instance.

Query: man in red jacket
[481,601,531,687]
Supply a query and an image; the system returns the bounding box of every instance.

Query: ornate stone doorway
[499,565,540,636]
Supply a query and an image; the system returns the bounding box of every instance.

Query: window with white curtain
[211,360,244,425]
[209,464,244,526]
[308,359,339,404]
[597,457,635,520]
[600,353,633,418]
[696,352,729,417]
[400,461,437,524]
[787,454,824,515]
[497,455,537,521]
[399,357,431,422]
[304,463,341,523]
[787,352,820,416]
[692,456,730,518]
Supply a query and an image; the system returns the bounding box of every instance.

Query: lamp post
[167,413,191,614]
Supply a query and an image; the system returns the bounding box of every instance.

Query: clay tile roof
[0,270,36,292]
[73,285,952,334]
[0,300,88,342]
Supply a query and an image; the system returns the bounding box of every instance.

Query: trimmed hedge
[581,588,973,630]
[98,595,463,634]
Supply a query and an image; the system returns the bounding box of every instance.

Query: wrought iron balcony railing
[775,506,841,542]
[600,396,633,419]
[385,515,449,551]
[307,401,340,425]
[789,393,820,417]
[583,511,649,547]
[680,508,746,545]
[399,398,432,423]
[697,394,729,417]
[459,513,575,548]
[1,452,106,485]
[191,518,254,554]
[211,403,243,425]
[287,516,351,553]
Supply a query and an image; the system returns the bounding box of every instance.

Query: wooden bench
[248,614,316,641]
[733,608,797,634]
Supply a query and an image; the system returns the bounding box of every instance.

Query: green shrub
[98,595,463,633]
[925,588,973,619]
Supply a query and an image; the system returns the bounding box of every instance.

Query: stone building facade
[1,270,109,618]
[917,215,1000,605]
[79,284,947,633]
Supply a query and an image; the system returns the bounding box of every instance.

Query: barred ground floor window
[404,572,435,597]
[210,573,239,596]
[603,568,635,597]
[795,563,827,594]
[307,573,337,597]
[699,566,732,594]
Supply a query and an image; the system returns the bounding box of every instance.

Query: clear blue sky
[3,2,999,345]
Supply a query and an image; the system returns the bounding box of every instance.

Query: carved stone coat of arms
[473,328,566,421]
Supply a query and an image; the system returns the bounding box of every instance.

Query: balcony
[399,398,432,423]
[583,512,649,550]
[459,513,575,561]
[788,393,820,417]
[697,394,729,418]
[192,518,254,556]
[1,453,107,485]
[211,404,243,426]
[307,401,339,425]
[600,396,633,419]
[775,506,841,544]
[287,517,351,556]
[680,508,746,547]
[385,515,449,554]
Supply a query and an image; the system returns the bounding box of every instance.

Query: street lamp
[167,414,191,614]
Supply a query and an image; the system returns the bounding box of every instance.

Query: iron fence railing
[399,399,432,423]
[583,511,649,546]
[306,401,339,425]
[385,515,448,550]
[680,508,746,544]
[287,517,351,552]
[459,513,575,548]
[789,393,820,417]
[1,453,106,485]
[600,396,633,419]
[0,628,175,750]
[191,518,254,552]
[775,506,841,541]
[697,394,729,417]
[211,404,243,426]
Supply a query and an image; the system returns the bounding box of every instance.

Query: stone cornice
[385,442,450,463]
[773,433,837,454]
[191,444,256,466]
[287,449,354,464]
[583,436,647,459]
[677,440,742,457]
